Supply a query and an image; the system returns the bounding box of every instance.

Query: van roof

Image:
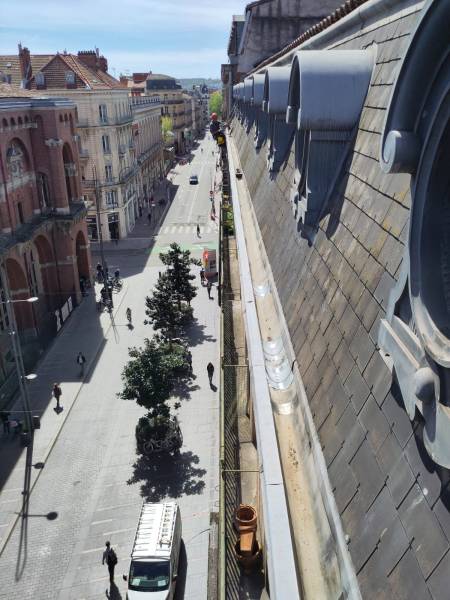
[131,502,178,560]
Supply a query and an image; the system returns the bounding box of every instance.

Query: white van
[124,502,182,600]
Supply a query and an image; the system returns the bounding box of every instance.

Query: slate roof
[230,0,450,597]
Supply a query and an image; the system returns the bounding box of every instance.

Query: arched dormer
[251,73,268,150]
[378,0,450,468]
[242,76,255,132]
[262,66,295,175]
[287,49,374,243]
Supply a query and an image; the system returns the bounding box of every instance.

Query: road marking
[1,487,23,494]
[80,545,110,554]
[0,498,18,504]
[96,501,137,512]
[102,527,135,536]
[91,519,113,526]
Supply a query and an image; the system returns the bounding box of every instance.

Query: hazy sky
[0,0,246,79]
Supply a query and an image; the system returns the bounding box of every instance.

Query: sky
[0,0,246,79]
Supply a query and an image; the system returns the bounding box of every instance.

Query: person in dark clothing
[207,362,214,385]
[76,352,86,376]
[206,280,212,299]
[53,383,62,411]
[196,224,201,237]
[102,541,118,582]
[147,212,152,225]
[200,268,205,285]
[1,411,10,434]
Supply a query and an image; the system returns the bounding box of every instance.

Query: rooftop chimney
[18,43,32,88]
[77,50,98,71]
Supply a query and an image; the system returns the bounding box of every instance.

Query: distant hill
[178,78,221,91]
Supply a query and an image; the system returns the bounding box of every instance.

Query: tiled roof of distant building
[0,55,53,86]
[0,47,121,91]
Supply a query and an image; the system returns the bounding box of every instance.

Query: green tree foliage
[144,272,191,340]
[161,115,174,144]
[119,335,191,416]
[209,91,223,118]
[160,242,201,308]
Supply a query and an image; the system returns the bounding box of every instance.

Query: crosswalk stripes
[161,224,216,235]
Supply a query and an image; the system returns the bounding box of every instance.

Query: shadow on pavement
[127,450,206,502]
[174,540,188,600]
[184,318,217,348]
[106,581,123,599]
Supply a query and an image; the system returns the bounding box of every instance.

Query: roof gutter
[227,138,301,600]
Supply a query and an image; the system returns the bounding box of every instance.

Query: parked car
[189,174,199,184]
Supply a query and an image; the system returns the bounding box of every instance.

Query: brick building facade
[0,88,90,397]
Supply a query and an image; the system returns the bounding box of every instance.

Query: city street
[0,134,221,599]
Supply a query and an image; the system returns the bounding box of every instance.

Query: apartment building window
[65,71,75,86]
[105,165,113,181]
[102,134,111,154]
[105,190,118,207]
[99,104,108,123]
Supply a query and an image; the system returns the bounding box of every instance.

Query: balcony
[0,202,87,253]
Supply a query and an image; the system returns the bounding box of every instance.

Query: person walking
[53,383,62,411]
[206,280,212,299]
[147,212,152,225]
[196,224,201,238]
[76,352,86,376]
[200,267,205,286]
[1,411,10,434]
[207,362,214,385]
[102,541,118,583]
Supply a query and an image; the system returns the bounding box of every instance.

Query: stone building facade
[228,0,450,597]
[0,90,90,396]
[221,0,344,118]
[0,46,164,241]
[120,71,192,154]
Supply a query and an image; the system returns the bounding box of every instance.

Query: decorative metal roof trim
[287,48,374,244]
[380,0,448,174]
[262,66,295,173]
[378,0,450,469]
[251,73,268,149]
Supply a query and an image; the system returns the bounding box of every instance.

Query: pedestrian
[102,541,118,583]
[200,267,205,285]
[53,383,62,411]
[147,212,152,225]
[207,362,214,385]
[1,411,10,434]
[114,236,119,246]
[196,224,201,238]
[76,352,86,376]
[138,205,143,218]
[79,277,86,297]
[206,280,212,299]
[96,263,104,283]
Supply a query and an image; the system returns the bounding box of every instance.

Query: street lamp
[0,267,39,440]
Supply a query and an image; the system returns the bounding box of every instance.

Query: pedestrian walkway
[0,283,128,556]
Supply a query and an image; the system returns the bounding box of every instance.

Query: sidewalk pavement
[0,282,128,556]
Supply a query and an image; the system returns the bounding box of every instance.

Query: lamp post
[0,266,38,438]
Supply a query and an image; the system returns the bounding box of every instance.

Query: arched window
[10,118,15,127]
[18,116,23,126]
[1,118,7,128]
[6,140,28,178]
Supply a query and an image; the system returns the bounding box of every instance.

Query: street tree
[119,336,192,454]
[209,91,223,118]
[161,115,174,145]
[144,271,193,340]
[160,242,200,308]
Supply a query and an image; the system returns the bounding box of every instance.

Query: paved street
[0,134,221,599]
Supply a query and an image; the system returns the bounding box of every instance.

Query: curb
[0,285,129,558]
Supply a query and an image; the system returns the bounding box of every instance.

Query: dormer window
[65,71,75,86]
[35,72,45,89]
[99,104,108,124]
